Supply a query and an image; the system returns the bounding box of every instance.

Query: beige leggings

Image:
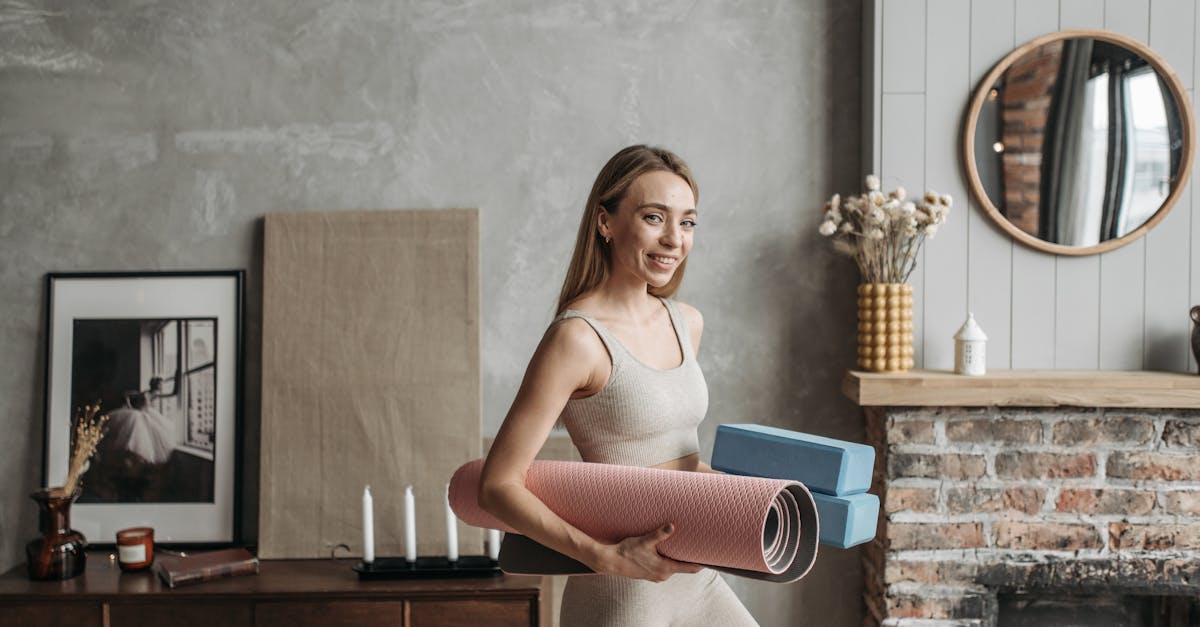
[560,569,759,626]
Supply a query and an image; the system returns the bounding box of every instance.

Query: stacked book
[711,424,879,549]
[155,548,260,588]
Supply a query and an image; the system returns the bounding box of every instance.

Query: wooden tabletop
[0,552,543,602]
[843,369,1200,408]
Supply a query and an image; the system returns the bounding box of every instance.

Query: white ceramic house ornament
[954,313,988,376]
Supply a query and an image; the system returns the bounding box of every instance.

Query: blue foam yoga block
[813,491,879,549]
[711,424,875,496]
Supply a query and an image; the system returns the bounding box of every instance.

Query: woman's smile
[647,253,678,269]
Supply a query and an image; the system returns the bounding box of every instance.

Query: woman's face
[598,170,697,288]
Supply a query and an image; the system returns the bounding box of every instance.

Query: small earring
[604,236,611,245]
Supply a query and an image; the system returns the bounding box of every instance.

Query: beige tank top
[555,298,708,467]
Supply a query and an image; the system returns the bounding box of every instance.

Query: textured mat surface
[449,459,819,582]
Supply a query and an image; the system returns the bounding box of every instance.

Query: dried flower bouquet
[819,174,952,284]
[54,403,109,497]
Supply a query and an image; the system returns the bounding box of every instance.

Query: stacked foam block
[712,424,879,549]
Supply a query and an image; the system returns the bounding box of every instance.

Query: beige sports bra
[554,298,708,467]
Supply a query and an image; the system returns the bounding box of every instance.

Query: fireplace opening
[998,594,1200,627]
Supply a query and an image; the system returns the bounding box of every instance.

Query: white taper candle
[362,485,375,564]
[487,528,501,561]
[404,485,417,562]
[445,483,458,562]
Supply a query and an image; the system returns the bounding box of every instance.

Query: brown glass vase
[26,488,87,580]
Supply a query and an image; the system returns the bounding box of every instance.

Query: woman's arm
[478,319,701,581]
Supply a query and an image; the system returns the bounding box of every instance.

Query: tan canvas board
[260,209,481,559]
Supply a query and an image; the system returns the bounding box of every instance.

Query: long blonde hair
[556,145,699,315]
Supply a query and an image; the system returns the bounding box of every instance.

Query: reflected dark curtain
[1160,72,1185,185]
[1040,39,1093,243]
[1100,60,1129,241]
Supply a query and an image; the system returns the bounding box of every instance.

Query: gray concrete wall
[0,1,863,624]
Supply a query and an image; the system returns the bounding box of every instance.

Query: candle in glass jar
[115,527,154,572]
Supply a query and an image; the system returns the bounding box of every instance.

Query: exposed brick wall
[863,407,1200,627]
[999,41,1061,236]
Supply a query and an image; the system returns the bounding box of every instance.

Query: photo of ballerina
[43,271,242,543]
[71,317,218,504]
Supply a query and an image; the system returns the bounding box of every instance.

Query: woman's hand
[590,523,704,582]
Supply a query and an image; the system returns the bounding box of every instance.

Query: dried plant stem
[62,402,109,496]
[846,221,931,284]
[900,233,928,283]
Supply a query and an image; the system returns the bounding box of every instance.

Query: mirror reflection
[973,37,1185,247]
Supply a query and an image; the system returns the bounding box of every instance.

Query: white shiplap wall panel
[1192,6,1200,374]
[1193,127,1200,372]
[968,0,1016,369]
[1106,0,1150,43]
[881,93,926,365]
[1055,257,1102,368]
[1059,0,1104,31]
[1145,0,1196,372]
[871,0,1200,375]
[881,0,926,95]
[868,0,883,176]
[1145,183,1192,371]
[1011,249,1058,368]
[922,0,971,370]
[969,1,1017,87]
[1150,0,1195,90]
[1098,243,1147,369]
[1097,0,1150,370]
[1015,0,1060,42]
[1009,0,1061,369]
[1054,0,1105,370]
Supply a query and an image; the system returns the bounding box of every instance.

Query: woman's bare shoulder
[543,315,606,360]
[672,300,704,333]
[538,316,609,395]
[670,299,704,353]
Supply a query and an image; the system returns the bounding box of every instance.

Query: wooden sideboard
[0,553,543,627]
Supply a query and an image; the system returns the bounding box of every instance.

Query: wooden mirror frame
[963,29,1195,256]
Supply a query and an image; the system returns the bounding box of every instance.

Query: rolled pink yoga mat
[449,459,819,583]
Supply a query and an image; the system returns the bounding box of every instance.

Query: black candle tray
[353,555,500,580]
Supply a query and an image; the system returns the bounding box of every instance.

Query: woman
[478,145,758,626]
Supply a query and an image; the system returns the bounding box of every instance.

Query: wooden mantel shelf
[843,369,1200,408]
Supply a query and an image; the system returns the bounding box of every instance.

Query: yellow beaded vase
[856,283,914,373]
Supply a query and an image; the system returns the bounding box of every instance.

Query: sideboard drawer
[0,603,101,627]
[409,598,534,627]
[255,600,405,627]
[109,601,252,627]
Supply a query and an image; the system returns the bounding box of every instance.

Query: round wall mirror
[964,29,1195,255]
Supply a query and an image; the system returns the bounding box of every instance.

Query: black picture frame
[42,271,244,546]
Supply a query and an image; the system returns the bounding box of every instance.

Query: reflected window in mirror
[1124,68,1173,232]
[965,30,1193,255]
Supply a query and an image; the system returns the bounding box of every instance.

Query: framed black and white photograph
[43,271,244,544]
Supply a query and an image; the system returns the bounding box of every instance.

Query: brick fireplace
[844,370,1200,627]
